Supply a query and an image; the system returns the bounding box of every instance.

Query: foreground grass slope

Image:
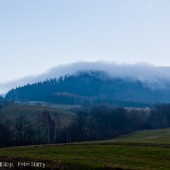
[0,143,170,170]
[109,128,170,144]
[1,107,170,169]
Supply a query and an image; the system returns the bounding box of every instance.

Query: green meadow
[0,103,76,125]
[108,128,170,144]
[1,128,170,170]
[1,105,170,170]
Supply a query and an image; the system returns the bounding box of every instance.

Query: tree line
[6,71,166,104]
[1,103,170,147]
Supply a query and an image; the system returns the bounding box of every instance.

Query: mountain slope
[5,71,170,104]
[2,61,170,94]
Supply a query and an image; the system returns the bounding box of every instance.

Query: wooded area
[1,102,170,147]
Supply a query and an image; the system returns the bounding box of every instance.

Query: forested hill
[0,96,8,107]
[5,71,170,105]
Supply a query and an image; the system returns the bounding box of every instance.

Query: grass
[0,103,76,125]
[1,128,170,169]
[0,143,170,170]
[1,105,170,169]
[108,128,170,144]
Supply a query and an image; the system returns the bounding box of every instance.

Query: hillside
[6,71,170,104]
[2,62,170,95]
[0,96,8,107]
[109,128,170,144]
[0,103,76,125]
[1,128,170,170]
[0,141,170,169]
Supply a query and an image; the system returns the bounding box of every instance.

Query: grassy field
[0,103,76,125]
[0,142,170,170]
[1,106,170,170]
[1,128,170,170]
[108,128,170,144]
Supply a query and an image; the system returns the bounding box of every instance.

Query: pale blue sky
[0,0,170,82]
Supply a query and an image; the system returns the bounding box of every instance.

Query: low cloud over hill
[1,61,170,94]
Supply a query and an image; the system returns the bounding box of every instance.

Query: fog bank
[1,61,170,94]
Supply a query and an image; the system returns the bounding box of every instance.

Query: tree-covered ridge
[0,96,8,108]
[5,71,170,104]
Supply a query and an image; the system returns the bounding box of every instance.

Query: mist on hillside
[1,61,170,94]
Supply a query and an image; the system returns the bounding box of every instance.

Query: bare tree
[53,112,62,143]
[14,114,29,145]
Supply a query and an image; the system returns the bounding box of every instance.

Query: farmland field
[0,103,76,125]
[1,128,170,170]
[1,106,170,170]
[108,128,170,144]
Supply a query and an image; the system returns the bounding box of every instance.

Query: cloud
[1,61,170,94]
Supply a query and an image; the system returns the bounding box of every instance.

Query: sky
[1,0,170,83]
